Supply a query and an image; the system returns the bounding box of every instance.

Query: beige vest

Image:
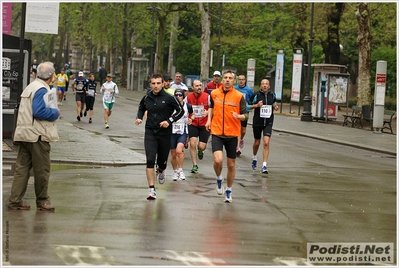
[13,79,59,143]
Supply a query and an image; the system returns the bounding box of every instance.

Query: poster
[328,75,348,104]
[290,53,303,102]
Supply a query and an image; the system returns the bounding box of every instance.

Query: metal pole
[150,9,155,74]
[17,3,26,103]
[216,3,222,72]
[301,3,314,122]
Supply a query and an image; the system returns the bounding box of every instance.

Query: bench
[342,106,363,128]
[382,110,396,134]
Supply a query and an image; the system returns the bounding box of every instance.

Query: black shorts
[253,124,273,140]
[211,135,238,159]
[75,93,86,103]
[85,96,95,110]
[188,125,210,143]
[241,119,248,127]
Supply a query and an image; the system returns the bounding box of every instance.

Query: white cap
[78,71,84,76]
[213,71,221,76]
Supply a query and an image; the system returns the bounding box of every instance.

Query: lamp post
[301,3,314,122]
[64,18,68,64]
[146,4,162,75]
[216,3,222,72]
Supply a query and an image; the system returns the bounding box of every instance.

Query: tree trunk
[199,3,211,80]
[155,15,167,74]
[121,3,129,86]
[355,3,372,106]
[323,3,345,64]
[168,12,180,75]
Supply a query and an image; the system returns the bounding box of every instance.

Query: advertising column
[246,59,255,89]
[373,61,387,132]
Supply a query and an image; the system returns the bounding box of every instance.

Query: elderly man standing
[8,61,60,211]
[170,72,189,95]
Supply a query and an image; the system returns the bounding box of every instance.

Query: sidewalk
[2,89,396,172]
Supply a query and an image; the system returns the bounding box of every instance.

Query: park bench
[382,110,396,134]
[342,106,363,128]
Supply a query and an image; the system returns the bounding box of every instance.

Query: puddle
[50,164,101,171]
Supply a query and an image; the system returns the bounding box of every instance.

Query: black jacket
[137,89,184,135]
[250,90,276,127]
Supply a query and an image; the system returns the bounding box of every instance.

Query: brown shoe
[8,204,31,210]
[37,203,55,211]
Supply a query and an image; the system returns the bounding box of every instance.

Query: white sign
[25,3,59,34]
[290,53,303,102]
[274,53,284,100]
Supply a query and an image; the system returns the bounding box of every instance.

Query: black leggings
[144,132,171,170]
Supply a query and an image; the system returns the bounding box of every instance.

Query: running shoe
[84,110,87,117]
[172,170,179,181]
[77,116,80,121]
[236,147,241,156]
[198,150,204,160]
[224,189,232,203]
[157,168,166,184]
[179,170,186,180]
[191,165,199,174]
[251,156,257,170]
[260,166,268,174]
[63,96,66,100]
[80,111,83,117]
[89,118,92,123]
[216,178,224,195]
[239,140,244,149]
[105,123,109,129]
[147,188,156,200]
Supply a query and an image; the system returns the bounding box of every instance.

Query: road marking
[273,257,313,266]
[163,250,226,265]
[50,245,114,266]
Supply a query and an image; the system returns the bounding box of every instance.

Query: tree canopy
[8,2,396,96]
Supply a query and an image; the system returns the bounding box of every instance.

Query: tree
[199,3,211,80]
[355,3,372,106]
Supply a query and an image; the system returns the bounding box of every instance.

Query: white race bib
[172,121,185,134]
[260,105,272,118]
[88,89,95,97]
[192,105,204,118]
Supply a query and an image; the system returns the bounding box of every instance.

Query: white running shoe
[157,168,166,184]
[216,178,224,195]
[179,170,186,180]
[224,189,232,203]
[172,170,179,181]
[147,188,156,200]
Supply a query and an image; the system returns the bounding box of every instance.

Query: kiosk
[127,57,149,91]
[311,64,349,122]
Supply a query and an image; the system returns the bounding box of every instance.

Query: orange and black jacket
[209,85,247,137]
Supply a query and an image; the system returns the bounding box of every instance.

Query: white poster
[25,3,59,34]
[290,53,303,102]
[274,53,284,100]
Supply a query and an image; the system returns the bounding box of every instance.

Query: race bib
[260,105,272,118]
[172,122,185,134]
[192,105,204,118]
[88,89,95,97]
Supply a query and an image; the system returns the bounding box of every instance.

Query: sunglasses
[175,93,183,97]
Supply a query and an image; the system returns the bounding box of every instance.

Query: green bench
[382,110,396,134]
[342,106,363,128]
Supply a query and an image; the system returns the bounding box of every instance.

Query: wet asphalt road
[2,90,396,266]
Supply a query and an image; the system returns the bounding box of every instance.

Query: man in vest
[7,61,60,211]
[205,70,248,203]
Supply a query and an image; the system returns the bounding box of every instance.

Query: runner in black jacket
[135,73,184,200]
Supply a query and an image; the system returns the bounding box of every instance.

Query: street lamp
[146,4,162,75]
[301,3,314,122]
[216,3,222,72]
[64,18,68,64]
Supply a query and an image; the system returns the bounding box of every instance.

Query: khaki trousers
[8,140,51,207]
